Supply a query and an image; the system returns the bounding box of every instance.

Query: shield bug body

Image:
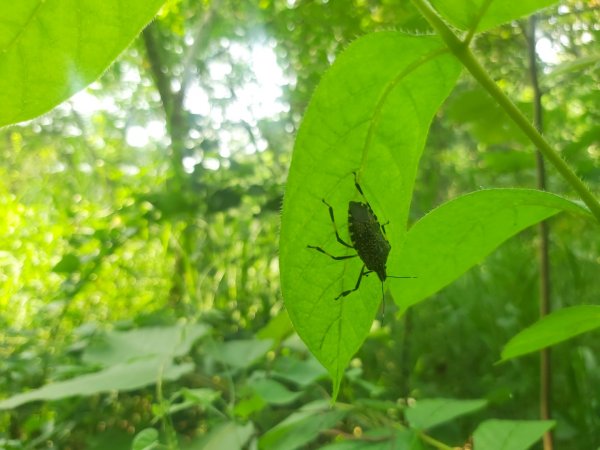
[308,172,414,313]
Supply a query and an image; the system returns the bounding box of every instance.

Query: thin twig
[526,15,554,450]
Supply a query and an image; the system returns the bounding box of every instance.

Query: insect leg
[307,245,357,261]
[380,220,390,235]
[320,199,353,248]
[352,171,365,197]
[335,265,370,300]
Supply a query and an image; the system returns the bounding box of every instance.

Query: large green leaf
[394,189,590,311]
[0,357,193,410]
[428,0,559,32]
[0,0,165,126]
[473,420,554,450]
[501,305,600,362]
[280,32,461,399]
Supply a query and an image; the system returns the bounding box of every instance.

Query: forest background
[0,0,599,449]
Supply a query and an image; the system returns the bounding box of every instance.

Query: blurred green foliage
[0,0,599,449]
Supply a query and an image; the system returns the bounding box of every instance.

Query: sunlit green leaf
[0,0,166,126]
[395,189,590,311]
[501,305,600,362]
[280,31,461,399]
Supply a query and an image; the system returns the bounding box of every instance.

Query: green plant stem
[156,362,179,450]
[410,0,600,223]
[418,431,455,450]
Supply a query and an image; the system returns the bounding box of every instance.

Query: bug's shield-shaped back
[348,200,390,281]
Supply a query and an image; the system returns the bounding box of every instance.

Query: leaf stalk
[410,0,600,223]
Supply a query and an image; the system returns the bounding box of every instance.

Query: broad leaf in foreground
[0,0,165,126]
[280,32,461,399]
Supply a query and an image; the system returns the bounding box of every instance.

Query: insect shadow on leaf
[307,172,415,318]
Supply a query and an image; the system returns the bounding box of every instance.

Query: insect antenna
[380,275,417,322]
[380,282,386,321]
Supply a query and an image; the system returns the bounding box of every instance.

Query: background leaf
[501,305,600,361]
[207,339,273,369]
[0,0,165,126]
[251,378,303,405]
[2,1,599,448]
[405,398,487,430]
[445,87,530,147]
[83,324,209,367]
[319,429,424,450]
[473,420,555,450]
[0,357,193,410]
[258,401,347,450]
[271,355,328,387]
[394,189,590,311]
[183,421,255,450]
[131,428,159,450]
[428,0,559,32]
[280,31,461,399]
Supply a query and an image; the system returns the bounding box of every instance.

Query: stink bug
[307,172,414,315]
